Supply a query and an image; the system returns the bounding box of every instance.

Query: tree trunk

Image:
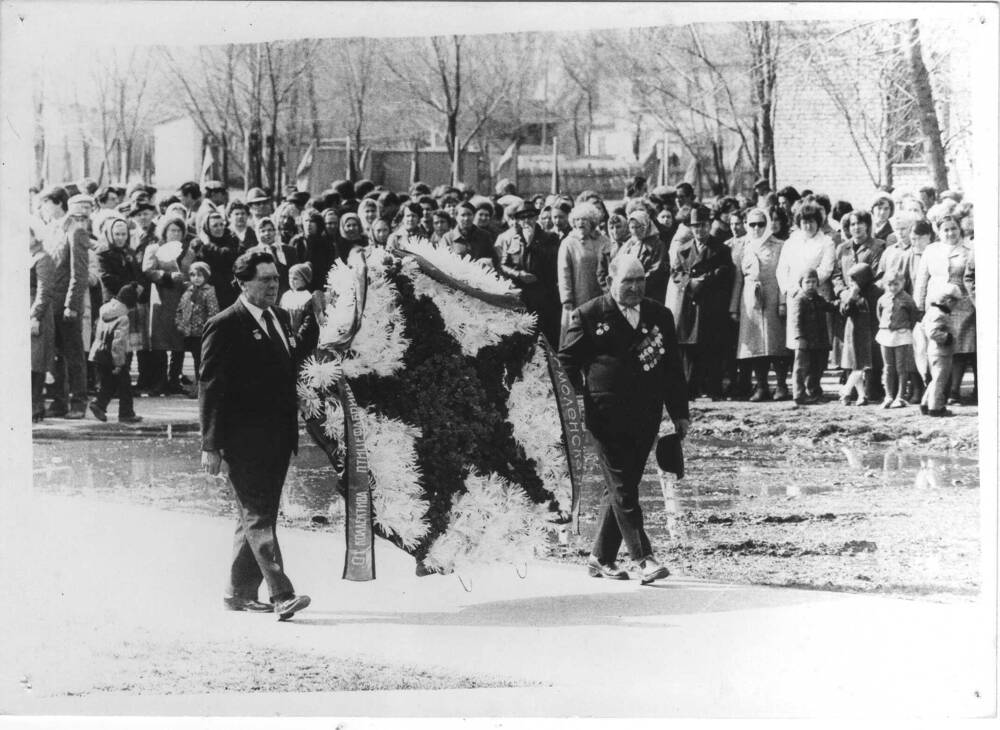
[571,95,583,156]
[905,19,949,192]
[747,22,777,187]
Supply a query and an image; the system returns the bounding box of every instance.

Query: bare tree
[904,19,949,192]
[92,47,158,182]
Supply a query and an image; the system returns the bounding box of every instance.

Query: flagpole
[550,136,559,195]
[660,133,669,187]
[451,142,460,187]
[345,136,352,182]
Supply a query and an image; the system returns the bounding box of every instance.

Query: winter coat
[831,237,886,301]
[788,289,837,350]
[730,233,787,358]
[30,246,56,373]
[913,240,975,354]
[921,303,955,358]
[876,290,920,332]
[664,235,734,349]
[840,280,883,369]
[194,229,241,310]
[175,283,220,338]
[143,239,196,351]
[97,244,143,304]
[558,231,608,338]
[88,298,131,368]
[877,244,918,294]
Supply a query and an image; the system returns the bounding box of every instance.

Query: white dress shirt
[617,301,640,329]
[240,294,289,353]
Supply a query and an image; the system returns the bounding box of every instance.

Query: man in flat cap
[495,200,561,346]
[202,180,228,217]
[559,253,689,583]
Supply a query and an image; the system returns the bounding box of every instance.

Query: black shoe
[64,407,86,420]
[274,594,311,621]
[586,555,629,580]
[927,408,954,418]
[223,596,273,612]
[180,375,194,386]
[165,382,186,395]
[118,414,143,424]
[46,404,69,418]
[88,401,107,422]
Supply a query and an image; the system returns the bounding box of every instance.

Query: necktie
[624,306,640,329]
[261,309,290,359]
[270,244,284,265]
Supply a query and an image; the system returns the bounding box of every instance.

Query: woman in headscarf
[615,210,667,303]
[193,210,240,310]
[730,207,791,400]
[595,212,629,293]
[557,202,608,345]
[337,211,368,262]
[357,197,379,234]
[142,214,196,395]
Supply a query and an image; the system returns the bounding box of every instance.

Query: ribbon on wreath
[538,334,587,532]
[397,245,525,310]
[339,377,376,581]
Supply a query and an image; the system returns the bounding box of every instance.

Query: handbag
[92,325,116,368]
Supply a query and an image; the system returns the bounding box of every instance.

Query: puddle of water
[32,436,343,524]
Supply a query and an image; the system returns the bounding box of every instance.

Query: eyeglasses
[747,221,766,228]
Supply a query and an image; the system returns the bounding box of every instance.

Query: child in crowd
[920,283,961,417]
[875,274,921,408]
[788,269,838,405]
[88,284,142,423]
[279,262,314,332]
[838,263,883,406]
[175,261,219,397]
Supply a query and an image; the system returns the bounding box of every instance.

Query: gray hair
[608,253,643,280]
[568,202,602,227]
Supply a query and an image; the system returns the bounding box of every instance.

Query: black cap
[688,204,712,226]
[507,200,538,220]
[655,433,684,478]
[116,284,138,309]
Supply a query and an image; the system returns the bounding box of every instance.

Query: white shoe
[639,557,670,585]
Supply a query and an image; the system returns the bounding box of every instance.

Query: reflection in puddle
[32,437,342,523]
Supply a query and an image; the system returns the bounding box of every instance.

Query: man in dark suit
[559,254,690,584]
[200,250,313,620]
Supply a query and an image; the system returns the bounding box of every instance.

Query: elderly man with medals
[558,254,690,583]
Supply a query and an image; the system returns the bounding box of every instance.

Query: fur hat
[116,284,138,309]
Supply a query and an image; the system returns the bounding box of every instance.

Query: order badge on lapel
[595,321,610,337]
[252,330,263,341]
[635,324,666,371]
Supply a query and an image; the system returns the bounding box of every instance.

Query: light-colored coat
[557,231,607,337]
[913,240,975,354]
[88,298,131,368]
[143,240,195,351]
[730,234,787,359]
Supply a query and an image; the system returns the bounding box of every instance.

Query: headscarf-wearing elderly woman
[30,233,57,421]
[595,212,630,293]
[870,192,898,245]
[337,212,368,262]
[614,210,667,303]
[193,209,240,310]
[914,214,976,404]
[96,216,144,367]
[557,201,609,345]
[142,214,196,394]
[729,207,792,400]
[357,197,379,234]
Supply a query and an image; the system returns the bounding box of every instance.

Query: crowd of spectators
[28,172,976,423]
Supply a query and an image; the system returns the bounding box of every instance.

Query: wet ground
[32,399,981,600]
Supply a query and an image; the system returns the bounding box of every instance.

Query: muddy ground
[31,394,982,605]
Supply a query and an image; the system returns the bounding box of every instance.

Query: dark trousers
[591,423,658,564]
[94,354,135,417]
[31,371,46,418]
[793,348,828,400]
[148,350,185,390]
[136,350,155,389]
[223,436,296,602]
[50,315,87,410]
[681,344,725,398]
[183,337,202,384]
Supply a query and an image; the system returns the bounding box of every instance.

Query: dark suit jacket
[558,294,689,442]
[200,299,307,457]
